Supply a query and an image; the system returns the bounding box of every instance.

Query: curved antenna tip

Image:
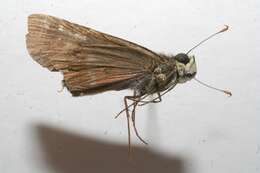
[220,25,229,33]
[224,90,232,97]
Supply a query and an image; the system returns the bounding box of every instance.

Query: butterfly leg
[124,92,148,154]
[123,95,132,156]
[124,94,141,153]
[131,92,148,145]
[139,92,162,106]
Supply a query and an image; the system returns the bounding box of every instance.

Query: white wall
[0,0,259,173]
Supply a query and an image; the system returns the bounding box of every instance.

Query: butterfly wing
[26,14,163,96]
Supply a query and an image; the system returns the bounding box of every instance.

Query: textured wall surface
[0,1,259,173]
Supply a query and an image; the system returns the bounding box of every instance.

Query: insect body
[26,14,230,154]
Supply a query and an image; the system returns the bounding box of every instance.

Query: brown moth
[26,14,231,154]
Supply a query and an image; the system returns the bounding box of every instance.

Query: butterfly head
[175,53,197,83]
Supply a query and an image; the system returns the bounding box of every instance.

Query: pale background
[0,0,259,173]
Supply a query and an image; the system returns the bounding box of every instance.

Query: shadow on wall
[34,124,187,173]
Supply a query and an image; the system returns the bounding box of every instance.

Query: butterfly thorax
[135,57,178,95]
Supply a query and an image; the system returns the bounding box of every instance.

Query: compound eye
[175,53,190,64]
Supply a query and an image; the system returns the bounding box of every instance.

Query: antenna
[186,25,229,54]
[194,78,232,96]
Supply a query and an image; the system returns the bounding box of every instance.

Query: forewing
[26,14,163,95]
